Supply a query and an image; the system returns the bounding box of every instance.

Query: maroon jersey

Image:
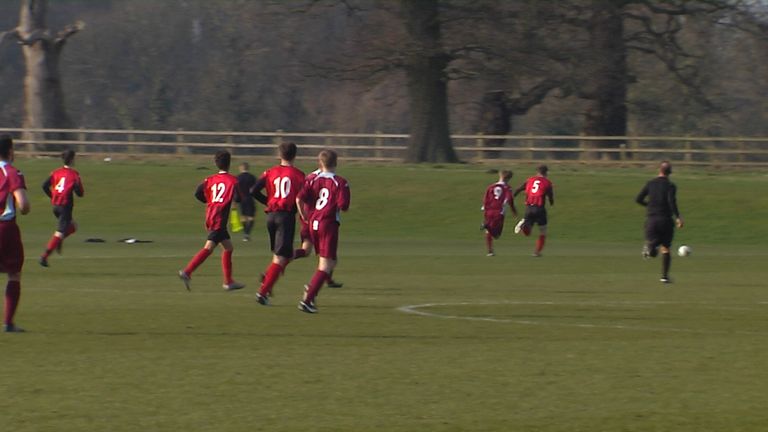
[299,171,351,223]
[521,175,553,207]
[483,182,513,216]
[45,166,84,206]
[301,169,321,221]
[258,165,305,213]
[0,161,26,222]
[198,172,240,231]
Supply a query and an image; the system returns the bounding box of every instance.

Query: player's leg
[300,222,338,313]
[533,224,547,257]
[257,213,294,302]
[659,222,674,283]
[3,272,23,332]
[516,206,533,236]
[293,222,312,259]
[220,236,245,291]
[179,238,217,291]
[242,216,254,241]
[483,214,495,256]
[2,224,24,332]
[40,207,68,266]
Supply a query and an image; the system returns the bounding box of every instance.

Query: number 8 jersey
[299,172,351,224]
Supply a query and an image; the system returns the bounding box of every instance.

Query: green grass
[2,157,768,431]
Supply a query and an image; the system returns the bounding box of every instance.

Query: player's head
[499,170,513,183]
[0,134,14,161]
[537,164,548,176]
[62,149,76,166]
[215,150,231,171]
[318,149,338,170]
[278,142,297,162]
[239,162,249,172]
[659,161,672,176]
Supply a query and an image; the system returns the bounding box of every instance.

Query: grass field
[2,157,768,431]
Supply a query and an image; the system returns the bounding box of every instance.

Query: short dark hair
[239,162,249,171]
[0,134,13,159]
[215,150,231,171]
[62,149,76,165]
[537,164,548,176]
[279,142,297,161]
[499,170,513,182]
[319,149,338,169]
[660,161,672,176]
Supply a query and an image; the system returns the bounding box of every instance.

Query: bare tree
[1,0,83,144]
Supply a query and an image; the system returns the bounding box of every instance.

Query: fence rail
[2,127,767,166]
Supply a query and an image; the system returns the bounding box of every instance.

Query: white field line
[397,301,768,335]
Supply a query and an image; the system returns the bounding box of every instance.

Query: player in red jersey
[296,149,351,313]
[0,135,31,332]
[178,150,245,291]
[481,170,517,256]
[251,142,305,305]
[293,167,344,288]
[513,165,554,257]
[39,150,84,267]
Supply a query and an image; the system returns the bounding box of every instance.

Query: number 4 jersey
[299,172,351,224]
[197,171,240,231]
[44,166,84,207]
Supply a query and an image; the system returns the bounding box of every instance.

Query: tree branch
[54,20,85,48]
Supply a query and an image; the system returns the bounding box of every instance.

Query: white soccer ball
[677,245,692,257]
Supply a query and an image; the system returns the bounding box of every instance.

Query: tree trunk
[580,1,627,160]
[401,0,458,163]
[478,90,510,159]
[18,0,76,145]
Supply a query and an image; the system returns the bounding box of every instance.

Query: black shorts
[524,205,547,227]
[53,205,74,233]
[266,211,296,258]
[645,217,674,248]
[239,198,256,218]
[207,228,231,244]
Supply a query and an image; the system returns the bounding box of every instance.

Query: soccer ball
[677,245,692,257]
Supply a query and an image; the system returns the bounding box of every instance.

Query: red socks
[535,235,546,254]
[64,224,77,237]
[4,281,20,326]
[304,270,329,304]
[184,248,212,275]
[259,262,285,296]
[222,250,233,284]
[42,235,62,258]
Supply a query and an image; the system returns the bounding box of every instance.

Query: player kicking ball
[481,170,517,256]
[178,151,245,292]
[39,150,84,267]
[513,165,554,257]
[296,150,351,313]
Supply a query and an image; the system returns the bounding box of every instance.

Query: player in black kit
[235,162,257,241]
[635,161,684,283]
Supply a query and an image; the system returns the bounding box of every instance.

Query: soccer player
[0,135,30,332]
[636,161,684,283]
[39,149,84,267]
[252,142,305,305]
[293,167,344,288]
[235,162,257,241]
[178,150,245,291]
[296,149,351,313]
[513,164,554,257]
[481,170,517,256]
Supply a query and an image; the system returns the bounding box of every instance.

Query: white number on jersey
[272,177,291,199]
[315,187,330,210]
[530,180,541,194]
[54,177,66,193]
[211,183,226,203]
[493,186,503,200]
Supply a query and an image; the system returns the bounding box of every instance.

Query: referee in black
[235,162,257,241]
[636,161,684,283]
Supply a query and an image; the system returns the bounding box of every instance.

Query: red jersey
[299,171,351,223]
[0,161,27,222]
[520,175,553,207]
[258,165,305,213]
[45,166,84,206]
[483,182,513,216]
[197,171,240,231]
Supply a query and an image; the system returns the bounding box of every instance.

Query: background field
[2,157,768,431]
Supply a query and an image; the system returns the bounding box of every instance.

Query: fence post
[375,130,383,159]
[526,132,535,161]
[78,127,87,154]
[619,143,627,162]
[738,138,746,163]
[176,128,187,154]
[273,129,283,146]
[127,127,135,155]
[684,135,692,163]
[324,131,332,149]
[226,135,234,155]
[475,132,484,162]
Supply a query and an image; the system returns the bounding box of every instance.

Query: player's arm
[74,176,84,197]
[338,181,351,212]
[194,183,206,203]
[546,186,554,206]
[251,176,268,205]
[635,184,649,207]
[13,188,30,215]
[41,176,52,198]
[512,182,526,197]
[668,184,683,228]
[507,190,517,217]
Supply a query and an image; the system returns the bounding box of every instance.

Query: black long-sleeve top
[636,176,680,219]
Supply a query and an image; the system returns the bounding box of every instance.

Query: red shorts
[0,221,24,274]
[484,213,505,239]
[309,219,339,260]
[300,219,311,243]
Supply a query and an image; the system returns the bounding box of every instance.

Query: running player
[235,162,257,241]
[178,150,245,291]
[513,165,554,257]
[636,161,684,283]
[296,149,351,313]
[0,135,30,332]
[481,170,517,256]
[39,150,84,267]
[252,142,305,305]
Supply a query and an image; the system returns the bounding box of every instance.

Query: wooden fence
[2,127,768,166]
